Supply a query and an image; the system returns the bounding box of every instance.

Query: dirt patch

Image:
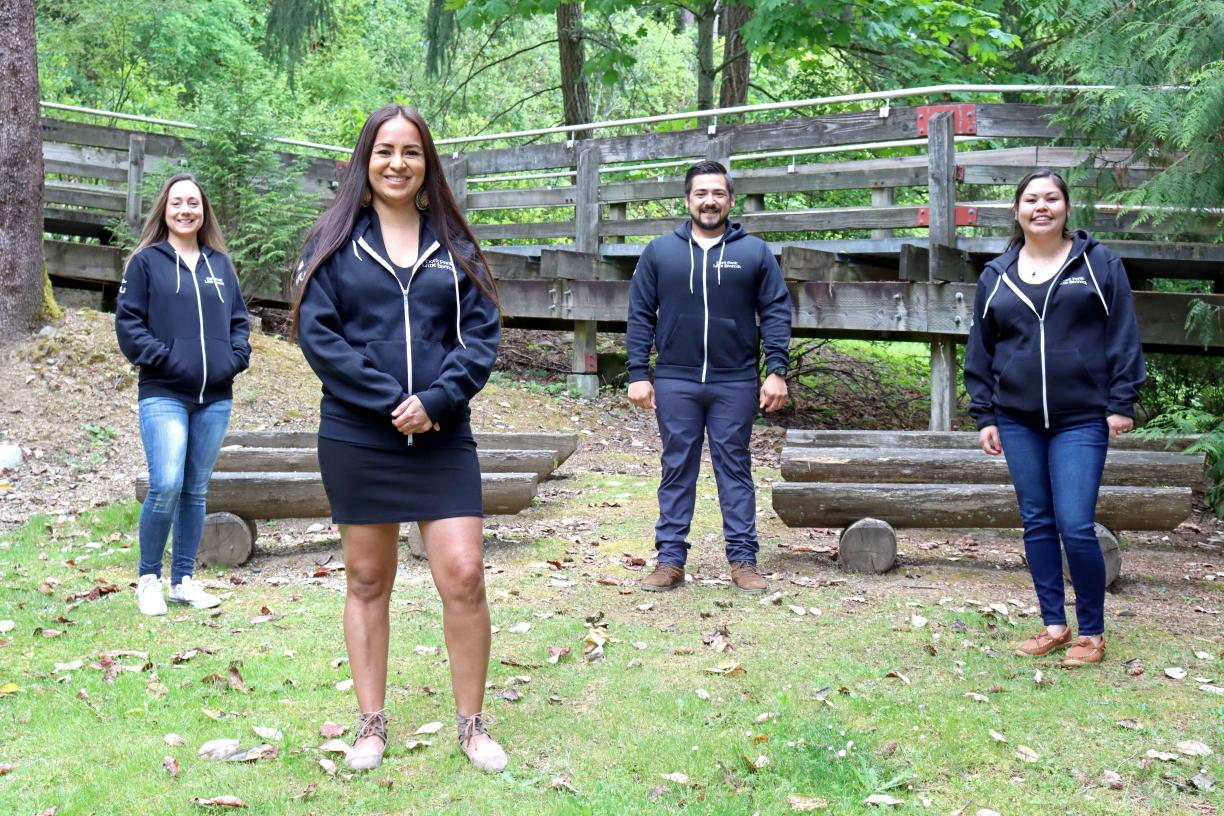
[2,309,1221,641]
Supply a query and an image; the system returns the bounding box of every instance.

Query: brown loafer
[641,564,685,592]
[1014,627,1072,657]
[729,561,768,593]
[1062,636,1105,668]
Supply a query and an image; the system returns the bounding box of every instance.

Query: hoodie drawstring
[202,253,224,302]
[714,241,726,286]
[451,266,467,348]
[687,237,696,294]
[174,252,182,294]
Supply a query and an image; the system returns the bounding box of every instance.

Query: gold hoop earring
[416,189,429,212]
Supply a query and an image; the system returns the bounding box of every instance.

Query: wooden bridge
[40,93,1224,425]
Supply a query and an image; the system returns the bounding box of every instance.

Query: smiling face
[164,179,204,242]
[367,115,426,210]
[686,172,733,235]
[1015,175,1069,242]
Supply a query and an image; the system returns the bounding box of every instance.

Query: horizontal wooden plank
[135,471,538,519]
[472,221,575,240]
[42,117,183,156]
[771,482,1191,530]
[44,181,125,212]
[974,104,1062,139]
[44,240,123,284]
[600,206,924,238]
[779,446,1204,486]
[780,246,897,282]
[466,186,576,210]
[784,429,1202,452]
[222,430,577,466]
[44,142,127,182]
[214,446,562,478]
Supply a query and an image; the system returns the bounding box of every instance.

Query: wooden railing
[40,100,1224,425]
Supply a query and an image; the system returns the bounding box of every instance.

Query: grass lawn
[2,488,1222,816]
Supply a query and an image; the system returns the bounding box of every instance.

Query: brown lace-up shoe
[1014,627,1072,657]
[641,564,685,592]
[346,709,388,771]
[729,562,768,593]
[1062,636,1105,668]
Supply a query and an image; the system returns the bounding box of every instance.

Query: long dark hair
[290,104,498,341]
[1007,168,1074,249]
[126,172,228,266]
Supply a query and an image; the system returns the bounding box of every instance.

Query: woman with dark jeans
[115,172,250,616]
[964,169,1145,668]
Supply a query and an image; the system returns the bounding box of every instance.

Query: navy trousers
[997,415,1110,636]
[653,377,759,567]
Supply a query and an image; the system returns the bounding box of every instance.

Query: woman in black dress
[292,105,503,771]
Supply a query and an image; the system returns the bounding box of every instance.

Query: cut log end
[838,517,897,574]
[1062,523,1123,588]
[197,512,254,568]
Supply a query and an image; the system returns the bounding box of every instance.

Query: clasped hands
[392,395,440,435]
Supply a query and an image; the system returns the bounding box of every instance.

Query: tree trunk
[556,2,591,139]
[0,0,44,345]
[695,0,718,125]
[718,1,751,110]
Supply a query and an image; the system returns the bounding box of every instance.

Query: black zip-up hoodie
[296,209,500,449]
[115,242,250,404]
[627,219,791,384]
[964,230,1146,430]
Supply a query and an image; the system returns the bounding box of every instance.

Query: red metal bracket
[917,206,978,227]
[916,104,977,136]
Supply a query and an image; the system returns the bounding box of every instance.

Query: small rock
[0,446,22,470]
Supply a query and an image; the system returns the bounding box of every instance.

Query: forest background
[20,0,1224,500]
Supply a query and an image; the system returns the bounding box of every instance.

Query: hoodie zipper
[355,235,442,446]
[184,253,208,404]
[998,251,1080,428]
[700,244,710,383]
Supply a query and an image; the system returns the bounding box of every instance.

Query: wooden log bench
[133,431,578,567]
[772,429,1204,582]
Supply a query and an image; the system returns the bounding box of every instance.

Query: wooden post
[125,133,146,237]
[568,142,600,398]
[870,187,894,240]
[927,112,957,431]
[608,202,626,244]
[443,155,468,212]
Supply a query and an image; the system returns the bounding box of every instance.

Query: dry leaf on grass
[704,660,745,676]
[334,678,354,691]
[0,683,20,696]
[964,692,989,703]
[1015,745,1039,763]
[0,764,14,776]
[660,772,691,785]
[190,795,246,808]
[1145,749,1179,762]
[317,740,349,755]
[197,739,240,761]
[164,733,185,747]
[786,794,829,811]
[989,730,1007,743]
[415,721,445,735]
[695,688,711,700]
[1176,740,1213,757]
[885,671,910,685]
[508,622,531,634]
[1199,684,1224,695]
[1123,657,1145,676]
[163,756,179,777]
[319,721,347,738]
[0,621,13,634]
[404,739,432,751]
[226,744,278,763]
[584,627,608,662]
[864,793,903,806]
[551,776,579,794]
[1101,769,1123,789]
[1115,719,1143,731]
[1165,667,1188,680]
[547,646,571,664]
[291,783,319,800]
[414,645,439,656]
[741,754,770,771]
[252,726,283,742]
[318,758,337,775]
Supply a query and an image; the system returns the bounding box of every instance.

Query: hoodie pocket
[994,350,1042,412]
[706,317,755,369]
[363,340,411,393]
[204,338,238,386]
[165,336,204,386]
[656,312,703,367]
[1045,348,1105,414]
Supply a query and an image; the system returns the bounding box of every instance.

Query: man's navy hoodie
[296,208,500,449]
[115,242,250,404]
[964,230,1146,430]
[627,219,791,384]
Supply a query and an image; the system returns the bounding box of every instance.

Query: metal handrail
[41,83,1128,155]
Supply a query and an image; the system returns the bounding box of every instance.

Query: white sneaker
[167,576,220,609]
[136,574,167,616]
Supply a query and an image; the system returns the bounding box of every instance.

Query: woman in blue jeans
[964,169,1145,668]
[115,173,250,616]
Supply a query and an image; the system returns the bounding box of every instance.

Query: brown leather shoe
[729,562,768,594]
[1062,636,1105,668]
[1014,627,1072,657]
[641,564,685,592]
